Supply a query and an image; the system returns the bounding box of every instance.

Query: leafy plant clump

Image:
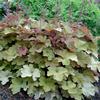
[0,13,100,100]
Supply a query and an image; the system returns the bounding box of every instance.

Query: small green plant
[0,13,100,100]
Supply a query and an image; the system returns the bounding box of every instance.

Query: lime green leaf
[77,51,91,67]
[29,46,36,55]
[61,80,83,100]
[69,88,83,100]
[12,57,26,66]
[65,65,75,76]
[0,39,8,49]
[88,42,97,52]
[82,82,97,97]
[61,22,72,34]
[72,72,84,85]
[34,91,44,99]
[45,39,52,47]
[62,81,76,90]
[3,28,15,35]
[47,67,68,81]
[75,39,88,51]
[0,46,3,51]
[54,49,68,58]
[0,70,12,85]
[10,78,23,94]
[83,69,98,83]
[29,44,44,54]
[36,35,47,43]
[0,52,3,60]
[54,49,78,64]
[43,47,54,60]
[3,45,18,61]
[28,53,42,64]
[68,87,82,95]
[45,58,59,67]
[32,68,40,81]
[20,64,33,78]
[88,57,100,72]
[20,65,40,81]
[27,81,36,96]
[57,57,70,65]
[39,77,56,92]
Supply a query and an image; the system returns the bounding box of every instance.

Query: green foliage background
[0,0,100,35]
[8,0,100,36]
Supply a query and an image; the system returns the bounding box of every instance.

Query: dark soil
[92,79,100,100]
[0,84,32,100]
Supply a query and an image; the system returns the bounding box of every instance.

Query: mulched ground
[92,79,100,100]
[0,84,33,100]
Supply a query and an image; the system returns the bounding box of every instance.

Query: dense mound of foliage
[0,13,100,100]
[0,0,100,58]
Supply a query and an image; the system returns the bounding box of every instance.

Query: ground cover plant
[0,12,100,100]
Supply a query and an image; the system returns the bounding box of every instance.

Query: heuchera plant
[0,13,100,100]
